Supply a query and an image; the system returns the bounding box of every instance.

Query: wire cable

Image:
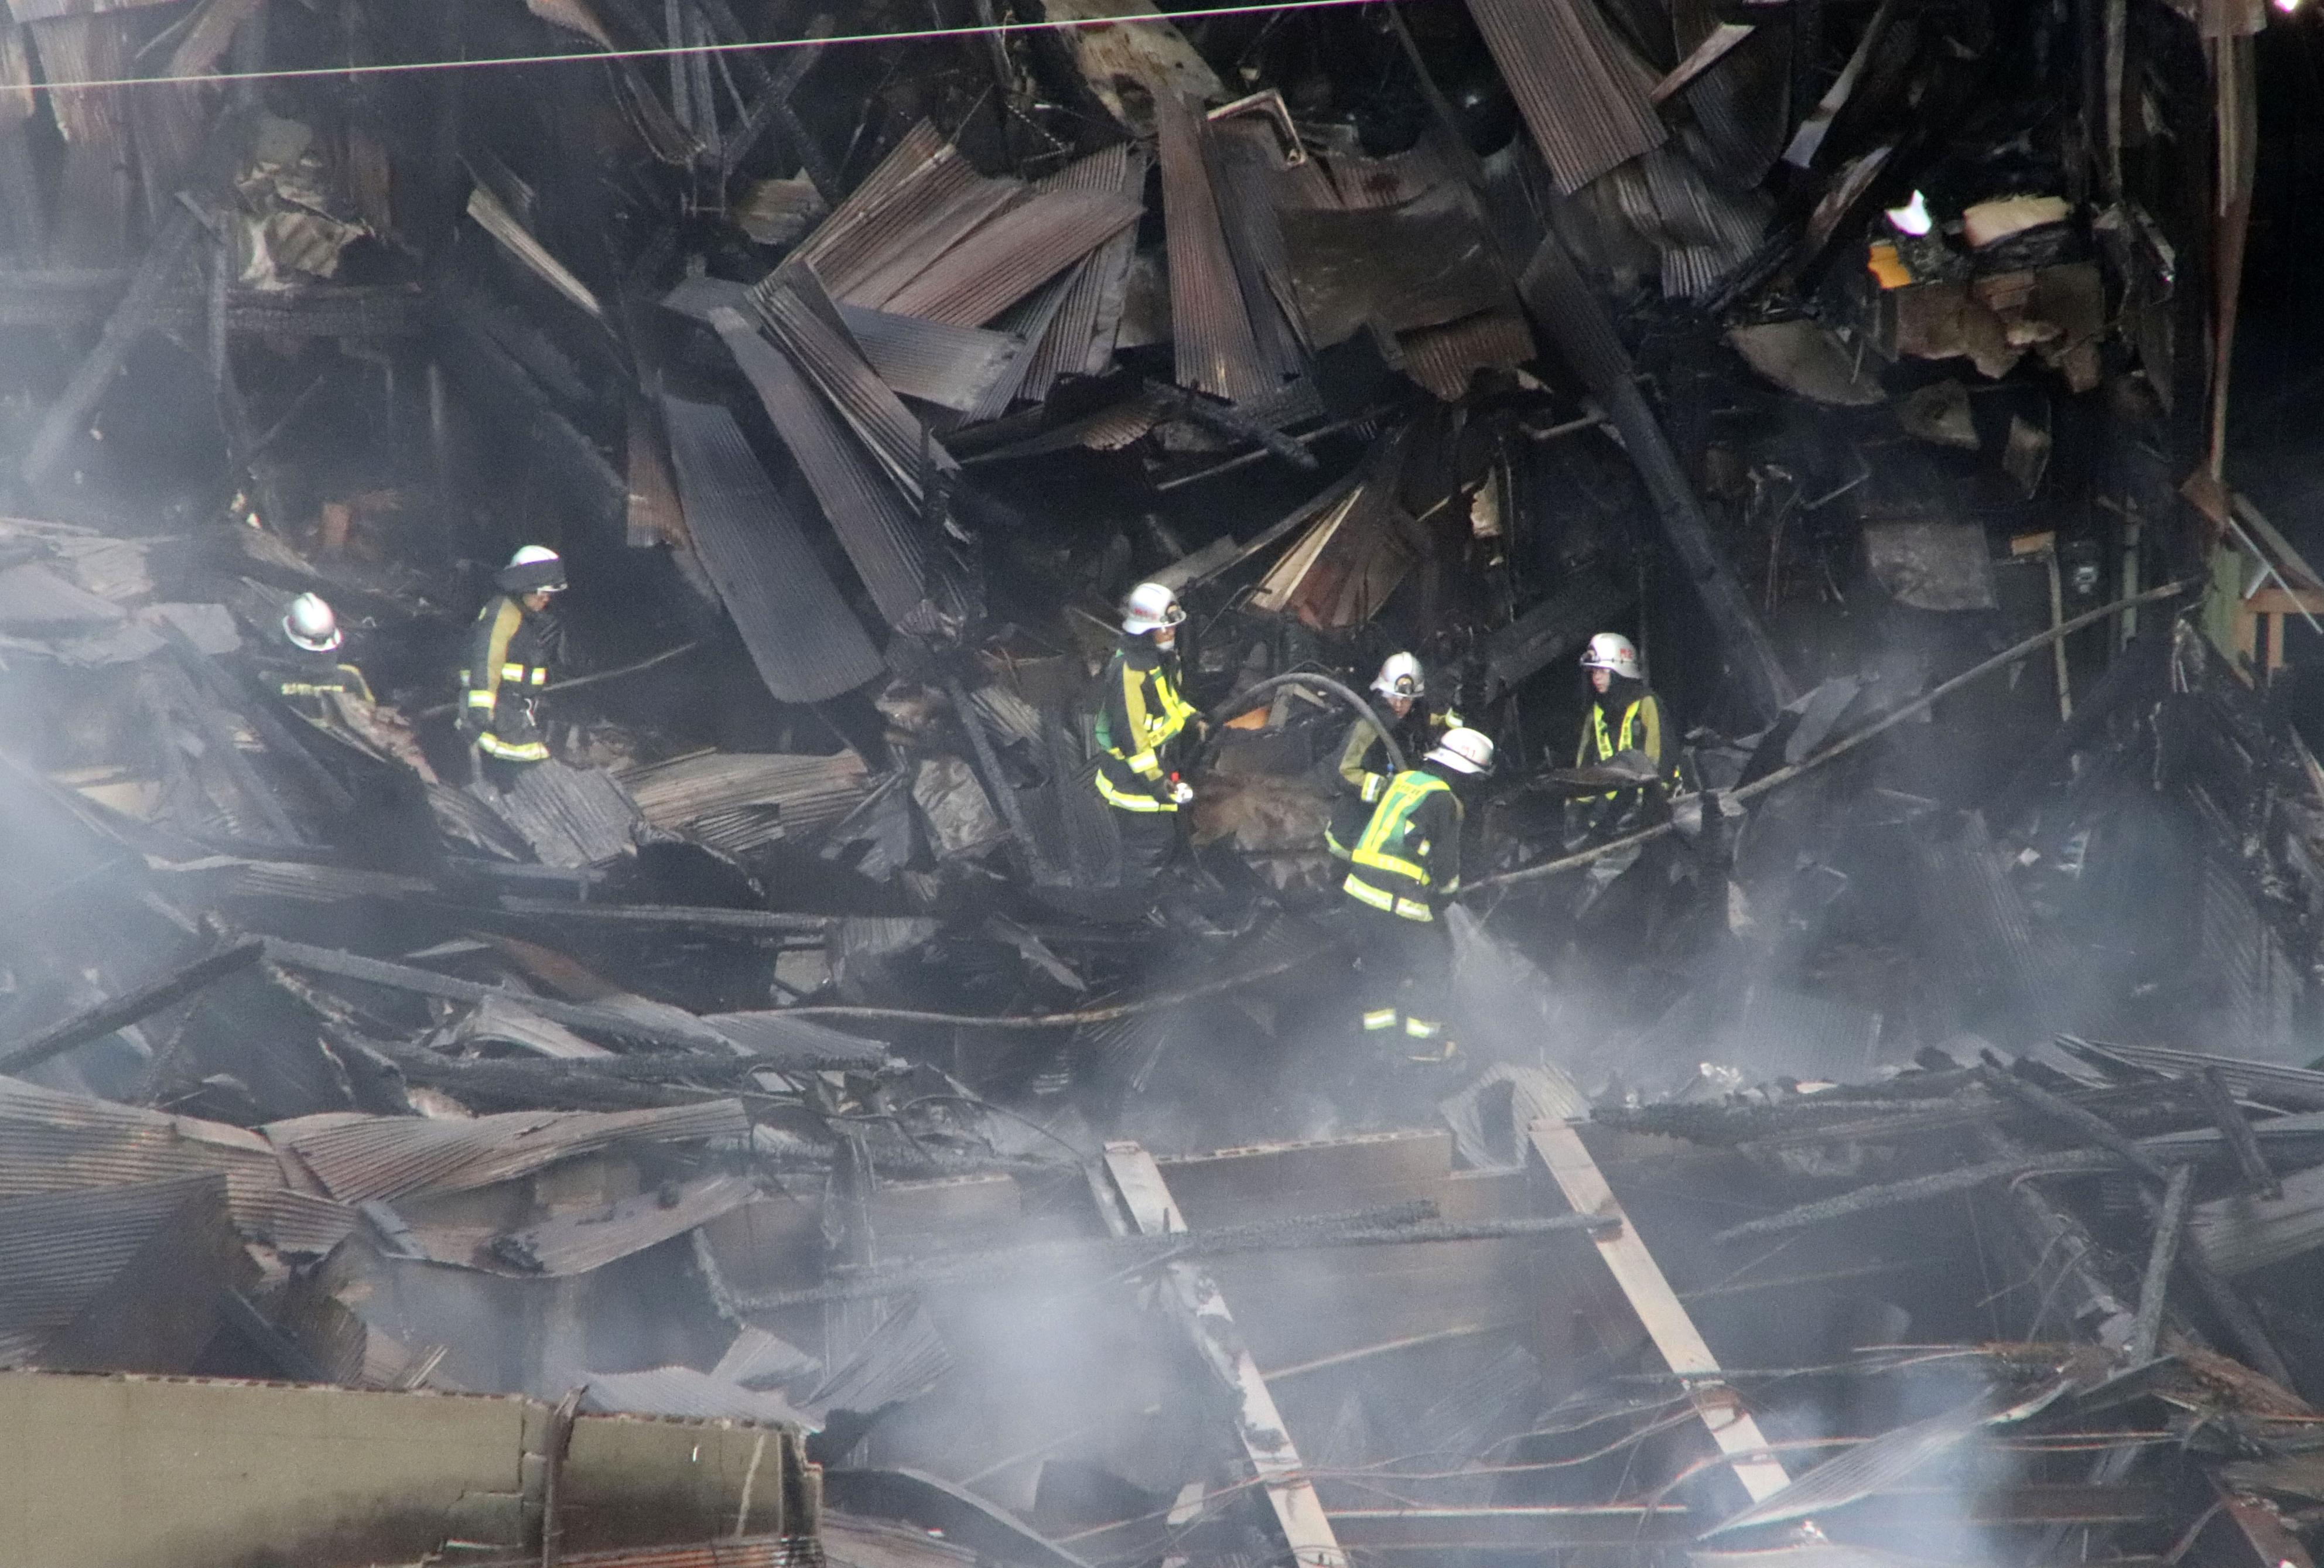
[19,0,1386,96]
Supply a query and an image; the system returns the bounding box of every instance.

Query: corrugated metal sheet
[494,761,644,868]
[750,268,959,501]
[2073,1040,2324,1109]
[967,267,1080,423]
[881,189,1143,329]
[574,1362,820,1428]
[2190,1159,2324,1276]
[1020,146,1147,401]
[842,176,1027,312]
[464,1173,757,1276]
[714,1324,820,1388]
[457,993,614,1060]
[796,123,984,302]
[704,1010,893,1069]
[709,310,953,636]
[805,1299,953,1413]
[1207,116,1310,387]
[1399,307,1539,401]
[621,750,873,839]
[263,1099,751,1204]
[2199,855,2300,1060]
[836,303,1024,415]
[1602,142,1768,300]
[0,1076,279,1207]
[228,1185,357,1256]
[0,1175,223,1364]
[1465,0,1667,195]
[1156,91,1270,405]
[1916,818,2070,1022]
[659,392,886,705]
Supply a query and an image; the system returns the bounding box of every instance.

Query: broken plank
[2199,1068,2282,1198]
[2131,1163,2195,1362]
[1102,1141,1346,1568]
[1527,1119,1791,1506]
[0,938,262,1077]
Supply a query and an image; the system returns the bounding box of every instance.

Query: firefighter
[1327,652,1462,861]
[1094,581,1202,886]
[262,593,374,719]
[1567,631,1679,848]
[1342,726,1493,1062]
[458,545,566,791]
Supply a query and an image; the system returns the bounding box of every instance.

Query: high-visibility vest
[1342,770,1458,923]
[1093,644,1197,813]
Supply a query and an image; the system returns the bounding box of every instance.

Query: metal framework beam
[1526,1119,1792,1506]
[1101,1141,1346,1568]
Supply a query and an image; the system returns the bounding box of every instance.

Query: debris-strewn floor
[5,0,2324,1563]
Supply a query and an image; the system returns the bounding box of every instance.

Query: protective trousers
[1353,905,1451,1048]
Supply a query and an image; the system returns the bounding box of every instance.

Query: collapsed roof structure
[5,0,2324,1563]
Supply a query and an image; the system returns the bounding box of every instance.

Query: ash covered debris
[8,0,2324,1563]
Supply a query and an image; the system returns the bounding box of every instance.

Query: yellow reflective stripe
[1096,773,1175,812]
[1404,1017,1443,1039]
[501,662,527,681]
[1344,875,1434,920]
[1362,1010,1400,1031]
[1361,773,1387,803]
[530,668,548,686]
[479,735,551,761]
[466,691,496,708]
[1351,773,1448,884]
[1125,749,1161,776]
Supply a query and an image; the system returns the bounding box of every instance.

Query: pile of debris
[5,0,2324,1562]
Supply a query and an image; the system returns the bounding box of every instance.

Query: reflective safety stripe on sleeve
[466,691,497,709]
[479,733,551,762]
[1403,1017,1444,1040]
[1096,771,1177,813]
[501,663,528,682]
[1362,1009,1400,1033]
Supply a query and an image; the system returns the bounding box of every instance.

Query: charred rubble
[9,0,2324,1564]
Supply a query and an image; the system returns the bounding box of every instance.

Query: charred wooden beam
[1530,1119,1792,1506]
[2199,1068,2282,1198]
[1978,1063,2171,1182]
[0,938,263,1077]
[2131,1163,2196,1362]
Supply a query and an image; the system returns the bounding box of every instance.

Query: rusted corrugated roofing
[1019,145,1147,402]
[1399,308,1539,401]
[493,761,644,868]
[621,750,873,839]
[659,392,886,706]
[0,1176,225,1365]
[230,1185,358,1255]
[1603,142,1767,299]
[795,121,979,300]
[546,1536,815,1568]
[1466,0,1667,194]
[1156,92,1270,405]
[842,176,1027,312]
[749,269,959,500]
[703,1010,891,1069]
[262,1100,751,1204]
[880,188,1142,329]
[709,308,955,636]
[0,1075,279,1207]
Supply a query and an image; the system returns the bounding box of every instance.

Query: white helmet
[498,544,568,595]
[282,592,342,654]
[1372,651,1424,701]
[1427,727,1495,776]
[1121,581,1185,636]
[1581,631,1641,682]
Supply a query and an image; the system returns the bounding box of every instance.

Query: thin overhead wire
[12,0,1385,96]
